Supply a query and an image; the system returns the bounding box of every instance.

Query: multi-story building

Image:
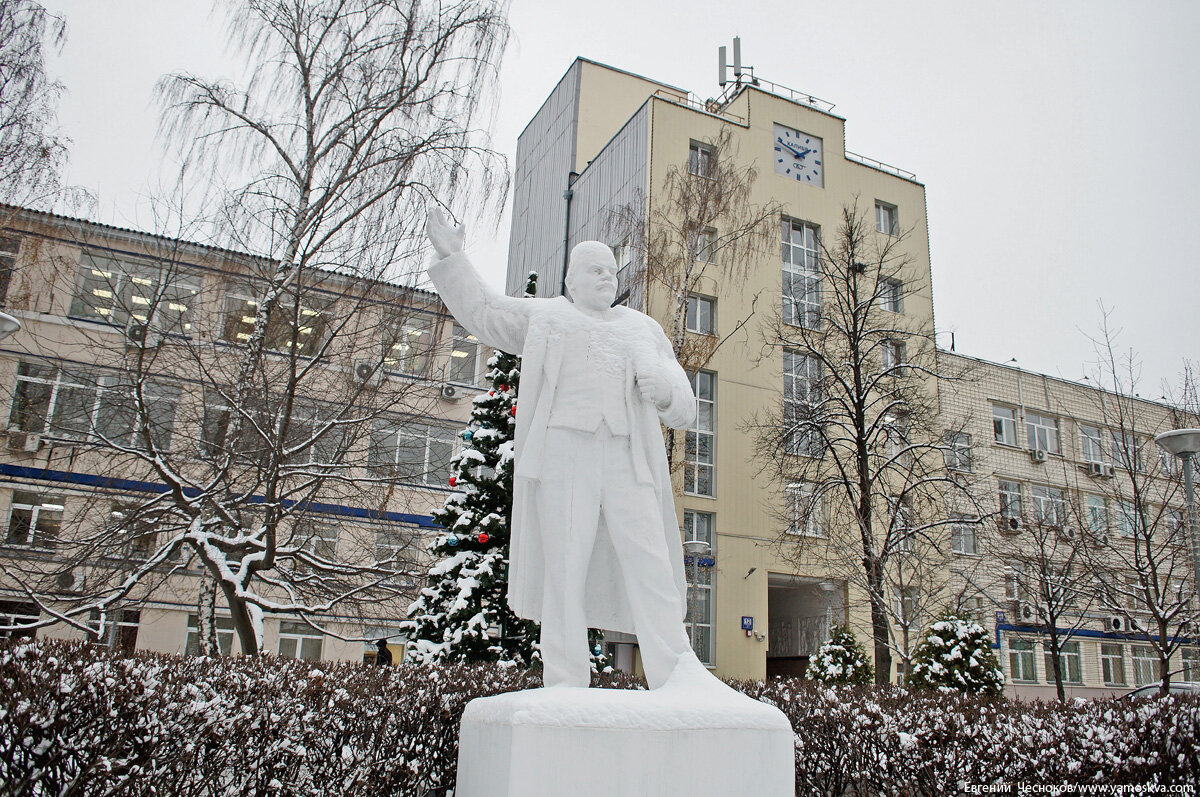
[506,58,935,681]
[504,57,1197,696]
[0,205,485,662]
[939,351,1198,699]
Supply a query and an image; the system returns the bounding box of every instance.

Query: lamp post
[0,311,20,341]
[1155,428,1200,608]
[682,538,710,658]
[819,580,837,640]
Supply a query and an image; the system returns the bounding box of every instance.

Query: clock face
[773,124,823,187]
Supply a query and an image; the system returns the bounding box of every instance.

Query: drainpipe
[561,172,579,297]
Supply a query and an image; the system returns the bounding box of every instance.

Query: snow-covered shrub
[805,624,874,685]
[907,612,1004,695]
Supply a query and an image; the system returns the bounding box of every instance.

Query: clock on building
[773,123,823,187]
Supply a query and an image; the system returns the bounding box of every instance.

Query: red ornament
[478,532,490,544]
[449,476,457,486]
[489,390,495,396]
[510,405,516,416]
[500,384,509,392]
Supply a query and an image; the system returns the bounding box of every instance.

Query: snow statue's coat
[426,248,695,637]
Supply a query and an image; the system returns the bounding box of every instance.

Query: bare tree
[0,0,510,656]
[748,202,978,684]
[1079,315,1198,695]
[610,128,780,471]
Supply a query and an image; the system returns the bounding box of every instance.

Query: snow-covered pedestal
[455,681,795,796]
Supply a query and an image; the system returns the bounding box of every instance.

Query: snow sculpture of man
[425,210,708,689]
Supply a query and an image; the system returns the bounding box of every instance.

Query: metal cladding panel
[567,102,648,265]
[506,64,580,298]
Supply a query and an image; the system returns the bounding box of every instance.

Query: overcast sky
[41,0,1200,395]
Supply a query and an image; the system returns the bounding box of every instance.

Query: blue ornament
[461,430,473,441]
[446,534,460,546]
[593,644,602,656]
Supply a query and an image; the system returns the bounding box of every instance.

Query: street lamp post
[682,538,710,659]
[0,311,20,341]
[1155,429,1200,609]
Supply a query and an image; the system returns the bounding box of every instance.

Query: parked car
[1121,681,1200,700]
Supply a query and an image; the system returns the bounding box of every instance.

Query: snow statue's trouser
[536,425,694,689]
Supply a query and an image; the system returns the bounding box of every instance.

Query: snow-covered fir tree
[806,624,874,685]
[402,274,541,666]
[907,612,1004,695]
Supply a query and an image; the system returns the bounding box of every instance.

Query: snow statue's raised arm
[424,209,531,355]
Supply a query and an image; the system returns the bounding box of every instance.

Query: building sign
[741,616,754,631]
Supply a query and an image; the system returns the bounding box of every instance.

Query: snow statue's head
[565,241,619,311]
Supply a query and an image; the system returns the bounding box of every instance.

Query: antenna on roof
[717,37,756,89]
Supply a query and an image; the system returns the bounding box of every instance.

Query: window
[951,518,978,555]
[781,219,821,329]
[998,479,1022,524]
[683,510,714,547]
[0,236,19,304]
[1008,638,1037,682]
[278,620,323,660]
[783,350,823,456]
[1085,495,1108,537]
[894,585,920,625]
[369,419,456,486]
[1030,485,1066,528]
[70,253,199,333]
[888,495,913,550]
[1004,565,1027,601]
[1025,411,1059,454]
[1110,430,1142,472]
[879,278,903,313]
[685,294,715,335]
[1117,500,1138,537]
[89,609,140,653]
[9,361,180,448]
[786,483,826,537]
[110,501,175,561]
[375,527,419,587]
[875,201,897,235]
[5,491,63,549]
[944,432,973,472]
[695,228,716,263]
[881,340,906,375]
[447,323,482,384]
[993,406,1017,446]
[185,613,235,656]
[883,412,910,466]
[292,520,338,572]
[688,141,715,178]
[1043,640,1082,684]
[220,292,328,356]
[684,372,715,496]
[1101,643,1126,686]
[685,562,713,665]
[1080,425,1104,463]
[0,600,38,640]
[1131,645,1160,686]
[1159,448,1180,476]
[383,312,437,375]
[1183,647,1200,681]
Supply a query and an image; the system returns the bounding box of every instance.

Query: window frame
[1043,640,1083,685]
[685,294,716,335]
[950,517,978,555]
[447,322,483,385]
[786,482,827,538]
[992,405,1018,446]
[998,479,1022,524]
[1080,424,1105,464]
[879,277,903,313]
[1025,410,1060,454]
[781,218,821,330]
[278,619,324,661]
[688,140,716,178]
[69,252,200,334]
[944,431,973,472]
[368,418,458,487]
[1131,644,1160,686]
[783,349,823,457]
[874,200,898,235]
[684,371,716,497]
[4,490,64,550]
[881,339,907,376]
[1100,642,1127,686]
[1008,638,1038,683]
[1029,484,1066,528]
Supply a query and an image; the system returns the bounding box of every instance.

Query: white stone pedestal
[454,683,795,796]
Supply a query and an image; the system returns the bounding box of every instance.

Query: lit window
[688,141,715,178]
[875,201,897,235]
[278,620,324,661]
[448,323,482,385]
[1025,411,1059,454]
[685,294,715,335]
[992,406,1017,446]
[781,219,821,329]
[383,312,437,376]
[684,372,715,496]
[4,491,63,549]
[70,253,199,333]
[879,277,903,313]
[219,291,328,356]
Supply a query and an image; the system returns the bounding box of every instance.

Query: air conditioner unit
[125,320,162,349]
[1100,464,1115,478]
[353,360,385,387]
[1000,516,1021,533]
[1084,461,1104,477]
[1090,531,1111,547]
[440,384,460,401]
[1030,449,1048,463]
[1018,603,1037,623]
[56,569,85,593]
[6,430,43,453]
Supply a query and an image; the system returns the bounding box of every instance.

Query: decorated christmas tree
[806,624,874,685]
[907,612,1004,695]
[402,274,541,666]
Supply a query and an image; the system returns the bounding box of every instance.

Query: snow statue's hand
[635,367,671,410]
[426,208,465,259]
